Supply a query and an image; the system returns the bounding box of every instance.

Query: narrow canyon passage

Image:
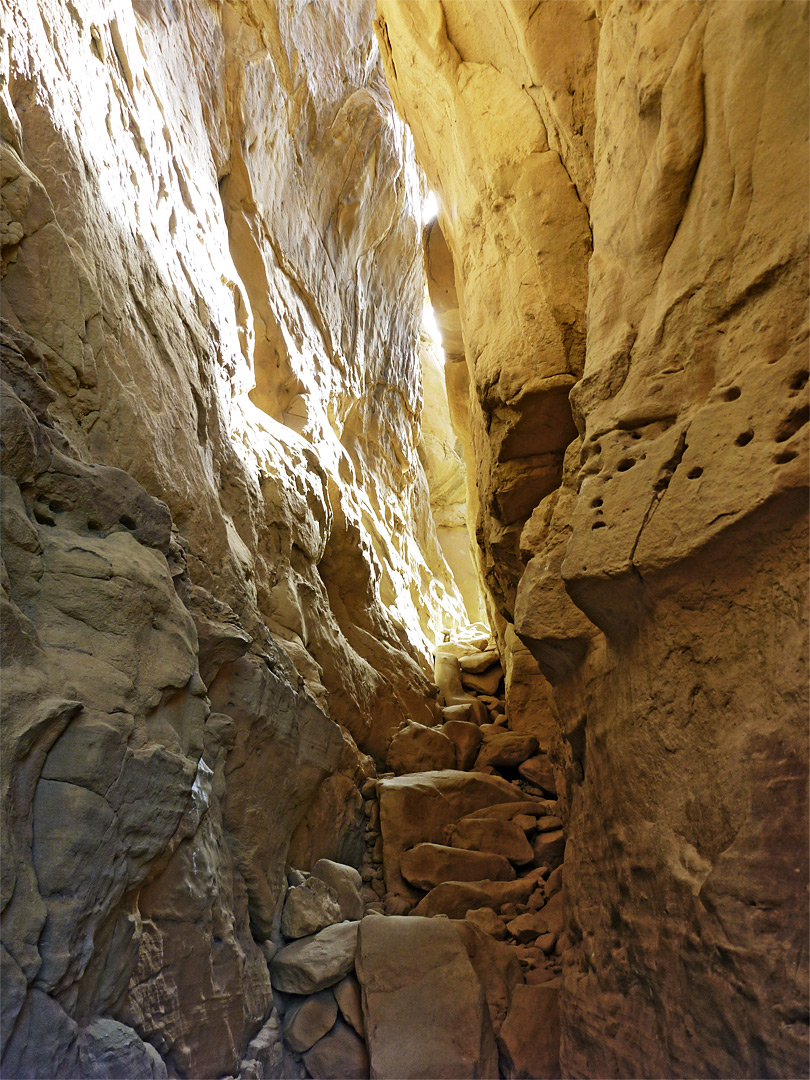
[1,2,808,1080]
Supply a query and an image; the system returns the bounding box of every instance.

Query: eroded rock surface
[377,2,809,1077]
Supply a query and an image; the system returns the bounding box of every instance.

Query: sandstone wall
[376,1,809,1076]
[1,1,468,1074]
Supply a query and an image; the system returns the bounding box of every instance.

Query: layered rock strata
[376,2,809,1077]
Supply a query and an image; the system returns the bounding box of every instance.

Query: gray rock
[281,878,342,940]
[283,988,338,1053]
[270,921,360,994]
[79,1018,168,1079]
[302,1017,369,1079]
[333,973,364,1037]
[311,859,365,921]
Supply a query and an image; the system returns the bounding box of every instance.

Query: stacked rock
[264,861,370,1078]
[371,624,567,990]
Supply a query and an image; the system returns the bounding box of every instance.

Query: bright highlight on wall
[421,189,439,224]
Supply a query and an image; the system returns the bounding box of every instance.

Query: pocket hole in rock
[687,467,703,479]
[790,370,808,392]
[735,431,754,446]
[591,521,606,530]
[34,510,56,527]
[120,515,137,530]
[775,403,809,443]
[88,520,102,532]
[617,458,636,472]
[591,497,603,508]
[722,386,741,401]
[775,449,798,465]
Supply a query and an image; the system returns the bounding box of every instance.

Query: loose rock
[451,818,535,865]
[282,989,338,1054]
[400,843,515,890]
[311,860,365,922]
[281,878,342,940]
[302,1017,369,1080]
[386,722,457,774]
[410,877,534,919]
[270,921,359,995]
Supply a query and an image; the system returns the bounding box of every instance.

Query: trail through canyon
[1,1,807,1078]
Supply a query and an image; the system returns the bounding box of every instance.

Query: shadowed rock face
[376,2,808,1077]
[1,2,469,1076]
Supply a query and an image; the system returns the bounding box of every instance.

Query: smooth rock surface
[270,921,359,995]
[386,721,457,775]
[283,989,338,1054]
[497,985,560,1080]
[400,843,515,891]
[356,915,498,1079]
[451,819,535,865]
[311,860,365,923]
[302,1017,370,1080]
[411,878,534,920]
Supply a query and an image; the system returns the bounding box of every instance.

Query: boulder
[333,973,364,1037]
[356,915,498,1079]
[535,815,563,833]
[532,829,565,871]
[453,919,524,1036]
[451,818,535,865]
[270,921,359,994]
[461,665,504,696]
[302,1017,369,1080]
[536,933,557,954]
[462,801,556,821]
[517,755,557,795]
[400,843,515,890]
[78,1018,168,1079]
[475,732,539,771]
[281,878,342,940]
[387,722,456,774]
[410,877,534,919]
[442,700,490,726]
[440,720,483,770]
[505,912,547,944]
[378,771,523,902]
[513,814,537,834]
[282,989,338,1054]
[459,649,500,674]
[434,653,472,707]
[311,860,365,922]
[533,890,563,936]
[497,985,560,1080]
[464,906,509,941]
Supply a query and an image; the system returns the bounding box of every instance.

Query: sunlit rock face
[1,1,468,1075]
[377,2,809,1077]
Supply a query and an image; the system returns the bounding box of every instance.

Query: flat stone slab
[400,843,515,890]
[451,817,535,865]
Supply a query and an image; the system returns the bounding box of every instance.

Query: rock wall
[376,1,809,1077]
[1,1,471,1075]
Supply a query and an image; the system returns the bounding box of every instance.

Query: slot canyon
[1,1,808,1077]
